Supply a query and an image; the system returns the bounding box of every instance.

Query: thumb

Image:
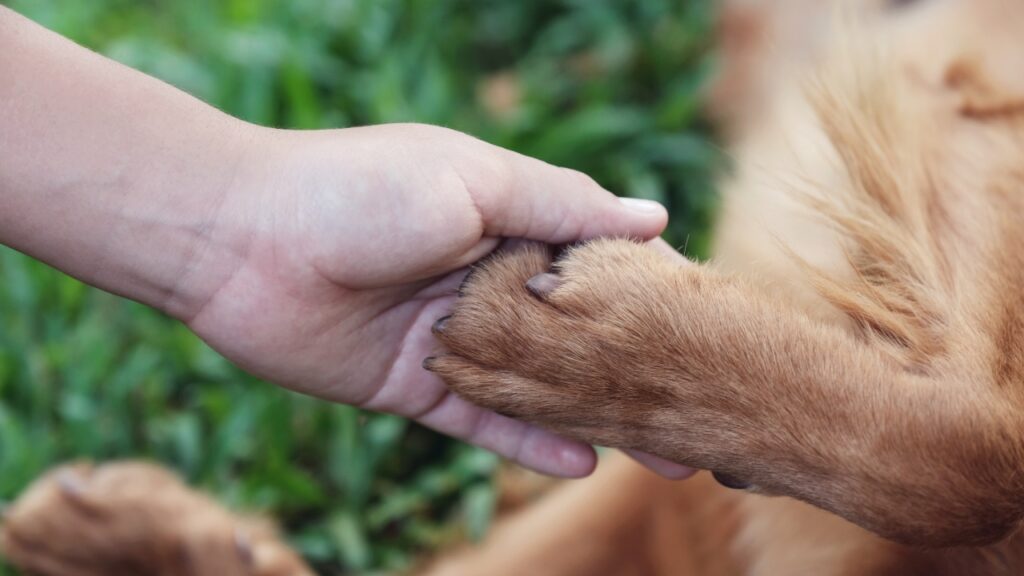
[458,143,668,244]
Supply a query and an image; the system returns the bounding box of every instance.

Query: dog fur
[0,462,313,576]
[6,0,1024,574]
[426,0,1024,573]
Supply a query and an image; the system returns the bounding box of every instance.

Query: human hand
[181,123,670,477]
[1,9,689,478]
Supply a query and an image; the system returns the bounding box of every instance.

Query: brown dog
[6,1,1024,575]
[425,0,1024,574]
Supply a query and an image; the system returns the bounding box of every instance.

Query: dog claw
[457,266,481,297]
[712,471,752,490]
[526,273,562,300]
[432,315,451,335]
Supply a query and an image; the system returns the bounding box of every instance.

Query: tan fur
[425,459,744,576]
[7,1,1024,574]
[0,462,312,576]
[426,0,1024,572]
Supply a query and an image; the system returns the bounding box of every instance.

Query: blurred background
[0,0,719,573]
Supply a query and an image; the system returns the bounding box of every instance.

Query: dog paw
[428,238,719,451]
[0,461,313,576]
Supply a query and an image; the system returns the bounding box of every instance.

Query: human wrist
[131,116,268,321]
[0,6,271,320]
[16,110,263,322]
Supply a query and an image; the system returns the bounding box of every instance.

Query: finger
[415,391,597,478]
[438,237,501,274]
[457,144,668,243]
[623,449,699,480]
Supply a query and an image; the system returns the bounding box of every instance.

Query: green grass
[0,1,720,573]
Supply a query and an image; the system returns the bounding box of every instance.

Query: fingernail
[619,197,665,214]
[431,316,451,335]
[558,445,598,478]
[422,356,437,371]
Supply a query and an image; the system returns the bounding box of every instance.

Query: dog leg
[428,238,1024,548]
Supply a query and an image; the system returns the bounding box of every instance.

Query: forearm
[0,6,257,318]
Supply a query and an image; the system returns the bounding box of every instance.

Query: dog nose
[712,471,751,490]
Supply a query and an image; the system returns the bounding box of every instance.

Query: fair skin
[0,6,694,478]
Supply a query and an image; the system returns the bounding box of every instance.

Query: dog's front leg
[428,239,1024,548]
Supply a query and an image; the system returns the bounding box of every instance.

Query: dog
[6,0,1024,574]
[425,0,1024,573]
